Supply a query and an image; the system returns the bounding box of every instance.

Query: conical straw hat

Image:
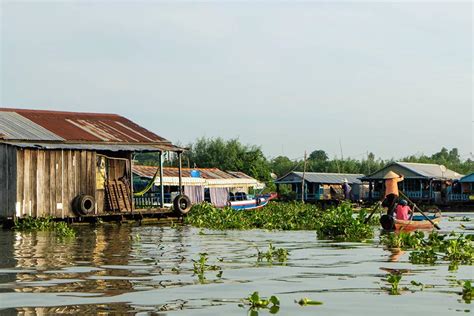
[382,171,400,179]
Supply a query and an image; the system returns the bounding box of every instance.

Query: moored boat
[229,193,277,211]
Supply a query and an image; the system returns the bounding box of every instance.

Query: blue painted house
[275,172,367,202]
[361,162,463,204]
[457,173,474,202]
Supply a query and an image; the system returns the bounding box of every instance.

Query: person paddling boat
[381,171,404,217]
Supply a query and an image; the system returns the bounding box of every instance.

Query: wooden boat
[380,214,442,231]
[394,214,442,231]
[229,193,277,211]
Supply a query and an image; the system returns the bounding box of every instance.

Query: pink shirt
[395,205,411,220]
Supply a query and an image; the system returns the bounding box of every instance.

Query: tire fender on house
[72,194,95,216]
[173,194,192,215]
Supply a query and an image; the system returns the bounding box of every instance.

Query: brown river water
[0,213,473,315]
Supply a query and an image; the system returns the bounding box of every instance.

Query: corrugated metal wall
[0,144,17,218]
[16,149,97,218]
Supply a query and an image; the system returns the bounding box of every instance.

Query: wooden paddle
[399,191,441,230]
[364,201,382,224]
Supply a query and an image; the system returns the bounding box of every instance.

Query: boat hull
[229,193,277,211]
[394,217,441,231]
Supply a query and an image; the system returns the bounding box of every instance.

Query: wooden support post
[301,151,307,203]
[159,151,164,208]
[178,151,183,195]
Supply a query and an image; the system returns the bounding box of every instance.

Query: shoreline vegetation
[135,139,473,188]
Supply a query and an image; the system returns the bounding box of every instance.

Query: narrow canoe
[394,215,442,231]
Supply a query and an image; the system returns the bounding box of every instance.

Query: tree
[309,150,328,162]
[270,156,297,177]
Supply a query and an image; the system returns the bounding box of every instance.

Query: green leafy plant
[314,202,374,241]
[14,216,76,239]
[192,253,222,283]
[386,273,402,295]
[461,280,473,303]
[240,291,280,314]
[256,244,289,264]
[381,231,424,249]
[409,247,438,265]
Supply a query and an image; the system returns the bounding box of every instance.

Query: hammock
[134,167,160,197]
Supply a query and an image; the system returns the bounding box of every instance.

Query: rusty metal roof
[0,108,181,151]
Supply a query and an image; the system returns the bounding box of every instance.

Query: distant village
[0,108,473,222]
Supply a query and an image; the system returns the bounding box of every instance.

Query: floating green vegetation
[449,216,471,222]
[186,202,374,242]
[314,203,374,241]
[461,280,473,303]
[185,201,322,230]
[296,298,323,306]
[240,291,280,315]
[256,244,289,264]
[381,231,474,269]
[192,253,222,283]
[14,216,76,238]
[386,272,402,295]
[381,231,424,249]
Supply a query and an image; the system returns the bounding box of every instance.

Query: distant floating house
[361,162,463,204]
[132,165,264,208]
[0,108,183,221]
[274,172,367,202]
[456,173,474,202]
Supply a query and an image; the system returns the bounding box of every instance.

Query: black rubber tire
[72,194,95,216]
[380,214,395,231]
[173,194,192,215]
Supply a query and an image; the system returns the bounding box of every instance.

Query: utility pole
[339,139,344,173]
[301,151,307,203]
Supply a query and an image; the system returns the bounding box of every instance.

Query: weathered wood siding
[16,149,97,218]
[0,144,17,219]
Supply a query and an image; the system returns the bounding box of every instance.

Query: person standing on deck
[342,178,351,200]
[382,171,404,216]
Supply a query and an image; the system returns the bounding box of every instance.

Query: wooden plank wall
[0,144,17,219]
[16,149,97,218]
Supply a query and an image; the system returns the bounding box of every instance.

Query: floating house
[132,165,264,207]
[274,172,367,202]
[361,162,463,204]
[0,108,184,221]
[455,173,474,203]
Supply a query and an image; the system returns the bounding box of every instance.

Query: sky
[1,0,472,161]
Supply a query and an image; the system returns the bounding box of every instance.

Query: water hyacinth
[14,216,76,239]
[185,201,375,241]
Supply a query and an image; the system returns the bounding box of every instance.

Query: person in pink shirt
[395,199,413,220]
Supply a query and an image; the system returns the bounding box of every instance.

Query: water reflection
[387,248,405,262]
[0,214,472,315]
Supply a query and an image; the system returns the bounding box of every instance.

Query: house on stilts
[0,108,187,222]
[274,171,368,202]
[361,162,463,205]
[132,165,264,208]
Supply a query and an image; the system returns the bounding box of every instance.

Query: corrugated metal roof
[0,108,175,147]
[395,162,462,180]
[361,162,463,181]
[459,173,474,183]
[277,172,364,184]
[0,112,65,141]
[133,165,259,182]
[3,141,174,152]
